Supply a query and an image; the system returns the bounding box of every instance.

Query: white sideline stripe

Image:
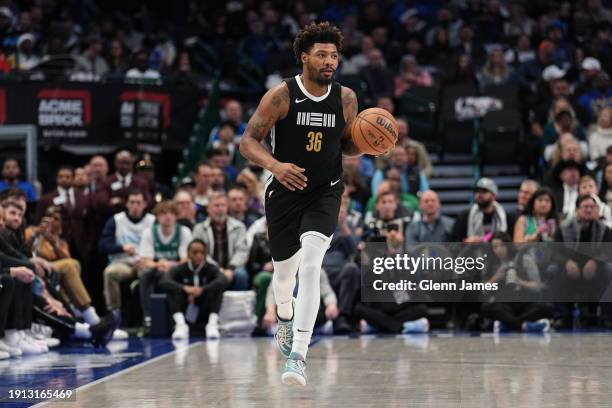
[31,341,204,407]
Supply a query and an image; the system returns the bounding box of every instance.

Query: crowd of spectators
[0,0,612,356]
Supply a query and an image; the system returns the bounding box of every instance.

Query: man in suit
[94,150,150,215]
[551,160,584,221]
[36,166,91,261]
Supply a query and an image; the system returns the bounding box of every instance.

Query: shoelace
[287,358,305,372]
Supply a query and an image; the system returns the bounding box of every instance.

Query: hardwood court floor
[39,333,612,408]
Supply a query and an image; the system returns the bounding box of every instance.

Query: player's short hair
[293,22,343,62]
[153,200,178,217]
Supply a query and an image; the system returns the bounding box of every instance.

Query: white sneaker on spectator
[0,350,9,360]
[4,331,42,355]
[43,337,61,348]
[0,339,22,357]
[206,314,220,340]
[22,331,49,353]
[112,329,129,340]
[172,324,189,340]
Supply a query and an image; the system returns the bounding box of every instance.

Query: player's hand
[325,304,339,321]
[271,161,307,191]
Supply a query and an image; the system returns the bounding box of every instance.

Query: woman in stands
[513,187,558,243]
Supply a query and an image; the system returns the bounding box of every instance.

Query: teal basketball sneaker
[281,352,307,386]
[274,299,295,358]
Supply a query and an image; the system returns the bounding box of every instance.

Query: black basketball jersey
[270,75,345,193]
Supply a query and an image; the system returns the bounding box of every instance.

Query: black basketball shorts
[264,177,344,261]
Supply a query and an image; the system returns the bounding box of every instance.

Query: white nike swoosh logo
[295,98,308,103]
[330,178,341,186]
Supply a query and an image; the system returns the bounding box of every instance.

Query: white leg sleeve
[292,233,332,359]
[272,249,301,320]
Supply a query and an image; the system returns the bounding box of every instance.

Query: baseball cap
[542,65,566,81]
[0,7,12,19]
[474,178,498,196]
[582,57,601,71]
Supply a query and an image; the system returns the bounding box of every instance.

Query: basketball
[350,108,399,156]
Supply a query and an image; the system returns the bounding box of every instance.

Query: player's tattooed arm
[239,83,307,191]
[340,86,362,156]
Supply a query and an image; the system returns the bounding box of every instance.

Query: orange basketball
[350,108,398,156]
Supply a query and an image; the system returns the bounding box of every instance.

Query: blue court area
[0,338,203,407]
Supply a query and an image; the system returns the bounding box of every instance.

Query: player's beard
[307,63,335,85]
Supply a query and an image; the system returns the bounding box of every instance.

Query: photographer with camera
[354,191,429,334]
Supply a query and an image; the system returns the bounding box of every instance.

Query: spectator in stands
[227,186,259,228]
[134,155,172,204]
[88,155,108,194]
[455,25,486,67]
[342,36,373,75]
[36,166,90,260]
[342,155,371,213]
[210,100,247,144]
[452,178,508,242]
[513,188,558,243]
[443,53,478,88]
[8,33,39,72]
[504,4,535,40]
[137,201,192,331]
[209,122,240,166]
[589,107,612,161]
[365,178,418,221]
[425,27,454,71]
[0,159,37,201]
[211,166,226,191]
[208,147,237,183]
[574,57,602,98]
[600,162,612,207]
[0,203,41,356]
[406,190,454,244]
[544,132,587,168]
[481,232,552,333]
[578,71,612,124]
[541,98,587,149]
[551,194,612,320]
[192,191,249,290]
[161,239,226,340]
[363,191,414,243]
[73,167,90,196]
[578,175,612,227]
[504,34,535,67]
[518,40,556,89]
[125,50,161,82]
[174,189,202,230]
[362,48,394,103]
[478,46,515,88]
[24,206,101,325]
[73,35,109,81]
[371,145,428,196]
[551,160,584,220]
[393,55,433,98]
[99,190,155,338]
[95,150,151,214]
[193,162,214,212]
[397,118,433,178]
[106,39,129,75]
[236,169,264,216]
[507,179,539,232]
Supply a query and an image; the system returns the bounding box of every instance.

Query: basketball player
[239,22,360,386]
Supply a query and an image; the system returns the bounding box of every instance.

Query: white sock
[82,307,101,325]
[272,250,301,320]
[74,322,91,339]
[173,312,186,326]
[292,233,331,359]
[5,329,19,344]
[207,313,219,326]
